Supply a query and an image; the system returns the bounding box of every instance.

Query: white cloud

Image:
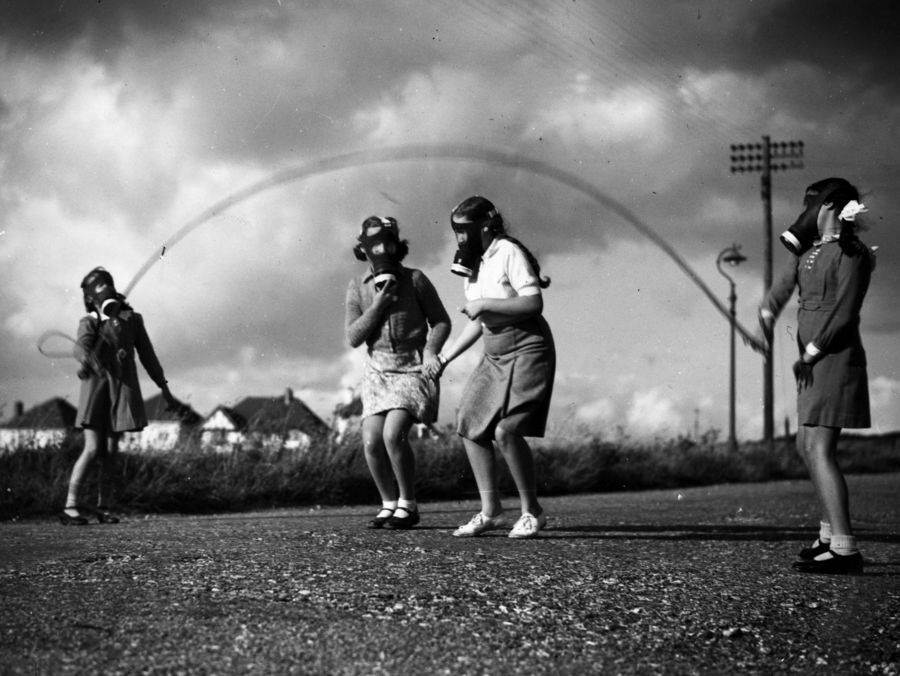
[536,78,668,149]
[575,397,617,425]
[626,388,684,437]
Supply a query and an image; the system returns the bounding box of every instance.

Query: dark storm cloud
[663,0,900,91]
[1,0,221,55]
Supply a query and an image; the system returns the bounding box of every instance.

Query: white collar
[483,238,501,260]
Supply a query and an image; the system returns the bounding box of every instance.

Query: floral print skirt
[361,349,439,423]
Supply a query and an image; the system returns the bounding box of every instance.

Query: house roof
[2,398,76,429]
[213,393,330,435]
[143,393,202,425]
[205,406,246,430]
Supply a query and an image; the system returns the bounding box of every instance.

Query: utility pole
[729,136,804,446]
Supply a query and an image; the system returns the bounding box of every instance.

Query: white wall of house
[120,421,183,453]
[200,410,314,454]
[0,428,69,452]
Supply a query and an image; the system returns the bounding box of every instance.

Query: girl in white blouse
[428,196,556,539]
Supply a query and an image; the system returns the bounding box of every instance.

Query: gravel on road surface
[1,474,898,674]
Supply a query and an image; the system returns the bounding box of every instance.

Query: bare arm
[439,317,483,365]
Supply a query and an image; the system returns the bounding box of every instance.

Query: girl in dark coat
[757,178,875,573]
[60,268,183,525]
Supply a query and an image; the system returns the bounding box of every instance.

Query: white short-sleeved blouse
[464,238,540,301]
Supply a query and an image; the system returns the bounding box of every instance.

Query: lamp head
[721,245,746,266]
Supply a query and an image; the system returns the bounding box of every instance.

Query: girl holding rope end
[60,267,185,525]
[428,196,555,539]
[756,177,876,574]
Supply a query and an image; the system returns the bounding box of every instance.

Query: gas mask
[779,179,850,256]
[80,267,121,318]
[449,209,496,278]
[354,217,401,291]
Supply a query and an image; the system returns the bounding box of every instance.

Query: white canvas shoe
[508,512,547,539]
[452,512,505,537]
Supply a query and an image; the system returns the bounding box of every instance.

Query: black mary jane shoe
[792,551,864,575]
[798,539,831,561]
[384,507,420,530]
[58,509,90,526]
[93,506,120,524]
[367,509,394,530]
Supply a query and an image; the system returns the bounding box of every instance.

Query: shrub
[1,430,896,519]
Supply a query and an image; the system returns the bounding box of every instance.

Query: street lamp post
[730,136,804,447]
[717,244,747,452]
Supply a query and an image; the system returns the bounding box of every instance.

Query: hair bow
[838,200,867,221]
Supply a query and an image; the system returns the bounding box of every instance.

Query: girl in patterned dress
[428,196,556,539]
[345,217,451,529]
[757,178,875,573]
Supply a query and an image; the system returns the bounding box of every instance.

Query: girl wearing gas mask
[756,178,875,574]
[345,216,451,529]
[60,267,183,525]
[428,196,555,539]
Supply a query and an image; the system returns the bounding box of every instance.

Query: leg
[65,428,103,512]
[494,424,542,517]
[800,426,851,536]
[382,409,416,502]
[462,436,503,517]
[382,409,421,528]
[792,425,862,573]
[96,432,121,508]
[361,415,396,504]
[452,436,506,537]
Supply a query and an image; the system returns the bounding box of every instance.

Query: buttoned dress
[762,238,874,428]
[73,309,168,432]
[345,266,450,423]
[456,238,556,442]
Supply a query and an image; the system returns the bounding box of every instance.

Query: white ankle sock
[829,534,859,556]
[382,500,398,511]
[818,520,832,544]
[396,499,416,514]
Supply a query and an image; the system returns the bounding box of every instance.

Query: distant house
[331,394,363,444]
[331,391,442,443]
[201,388,329,453]
[120,394,202,453]
[0,398,76,451]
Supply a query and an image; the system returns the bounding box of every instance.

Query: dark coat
[763,239,874,428]
[73,309,167,432]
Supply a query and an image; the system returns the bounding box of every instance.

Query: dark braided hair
[451,196,550,288]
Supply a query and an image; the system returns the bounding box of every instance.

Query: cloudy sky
[2,0,898,440]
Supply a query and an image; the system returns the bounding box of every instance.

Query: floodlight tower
[729,136,804,445]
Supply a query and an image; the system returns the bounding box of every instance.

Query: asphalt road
[1,474,899,674]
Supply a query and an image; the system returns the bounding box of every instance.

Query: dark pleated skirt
[457,316,555,442]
